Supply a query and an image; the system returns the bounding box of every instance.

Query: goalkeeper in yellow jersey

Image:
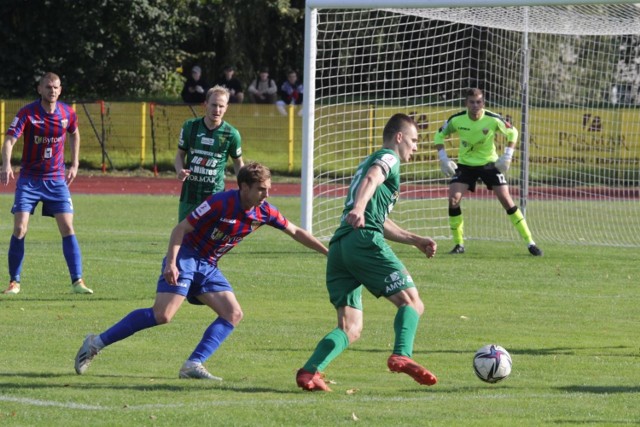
[434,88,543,256]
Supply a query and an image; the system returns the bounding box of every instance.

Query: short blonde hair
[206,85,230,103]
[39,72,61,86]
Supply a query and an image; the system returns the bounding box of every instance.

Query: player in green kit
[434,88,543,256]
[175,85,244,221]
[296,113,438,392]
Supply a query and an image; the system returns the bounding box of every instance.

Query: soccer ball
[473,344,512,383]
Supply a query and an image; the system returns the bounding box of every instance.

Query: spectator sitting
[247,67,278,104]
[213,65,244,104]
[276,70,303,116]
[181,65,210,104]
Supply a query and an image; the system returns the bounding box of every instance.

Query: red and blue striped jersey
[6,100,78,180]
[185,189,289,265]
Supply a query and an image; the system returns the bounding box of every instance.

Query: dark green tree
[0,0,191,99]
[0,0,306,99]
[172,0,305,90]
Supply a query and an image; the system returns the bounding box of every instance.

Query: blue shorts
[12,176,74,217]
[156,246,233,305]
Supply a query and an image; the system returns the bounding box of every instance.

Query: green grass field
[0,194,638,426]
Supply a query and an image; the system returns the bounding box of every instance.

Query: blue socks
[8,235,82,283]
[62,234,83,282]
[8,235,25,282]
[188,317,235,363]
[97,310,235,365]
[99,308,158,346]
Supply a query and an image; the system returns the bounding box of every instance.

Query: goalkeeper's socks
[8,235,25,282]
[507,206,534,244]
[100,308,158,346]
[303,328,349,373]
[188,317,235,363]
[62,235,83,281]
[393,305,420,357]
[448,209,464,245]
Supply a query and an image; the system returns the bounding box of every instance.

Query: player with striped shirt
[0,72,92,295]
[434,88,543,256]
[75,162,328,380]
[175,85,244,221]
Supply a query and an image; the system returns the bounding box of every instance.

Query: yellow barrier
[140,102,146,166]
[374,105,640,164]
[0,100,637,172]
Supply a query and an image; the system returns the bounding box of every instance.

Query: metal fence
[0,100,303,175]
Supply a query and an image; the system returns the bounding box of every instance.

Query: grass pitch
[0,194,638,426]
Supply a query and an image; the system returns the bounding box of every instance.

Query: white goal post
[301,0,640,247]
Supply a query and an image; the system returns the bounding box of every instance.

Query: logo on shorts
[385,271,401,283]
[384,271,404,293]
[383,270,414,294]
[175,281,189,288]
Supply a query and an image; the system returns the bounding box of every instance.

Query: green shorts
[178,201,199,222]
[326,229,415,310]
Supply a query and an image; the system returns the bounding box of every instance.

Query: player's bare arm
[383,219,437,258]
[283,222,328,256]
[0,136,17,185]
[66,129,80,184]
[233,156,245,176]
[174,148,191,181]
[163,219,194,285]
[345,165,386,229]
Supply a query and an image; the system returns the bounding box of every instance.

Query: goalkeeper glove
[438,150,457,177]
[495,146,515,173]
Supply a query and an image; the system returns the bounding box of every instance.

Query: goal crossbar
[305,0,639,9]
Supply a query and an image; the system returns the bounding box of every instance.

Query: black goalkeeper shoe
[528,244,543,256]
[449,244,465,254]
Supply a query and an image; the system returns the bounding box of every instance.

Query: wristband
[438,149,450,162]
[504,146,515,157]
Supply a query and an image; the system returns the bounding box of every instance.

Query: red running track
[0,175,636,199]
[0,175,302,197]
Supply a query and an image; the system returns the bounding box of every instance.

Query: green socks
[508,207,534,245]
[449,213,464,246]
[393,305,420,357]
[450,206,534,247]
[303,306,421,371]
[303,328,349,373]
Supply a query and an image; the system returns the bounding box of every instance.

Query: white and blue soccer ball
[473,344,512,383]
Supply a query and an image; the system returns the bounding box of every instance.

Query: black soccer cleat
[448,244,465,254]
[527,244,543,256]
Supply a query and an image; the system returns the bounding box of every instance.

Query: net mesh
[307,4,640,247]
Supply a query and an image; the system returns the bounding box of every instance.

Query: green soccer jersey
[330,148,400,244]
[434,109,518,166]
[178,118,242,218]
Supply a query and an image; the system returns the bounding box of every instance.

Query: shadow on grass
[557,385,640,394]
[348,345,636,357]
[0,372,295,394]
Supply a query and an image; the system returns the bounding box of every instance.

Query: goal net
[301,0,640,247]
